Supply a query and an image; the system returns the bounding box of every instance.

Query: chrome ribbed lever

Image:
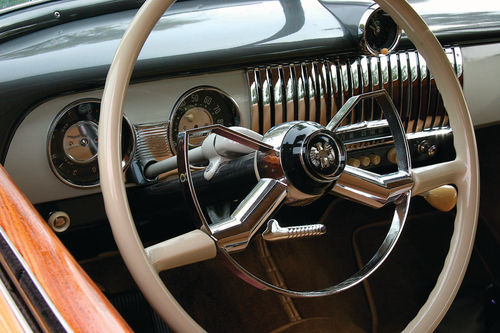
[262,219,326,242]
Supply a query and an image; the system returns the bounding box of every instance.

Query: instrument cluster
[47,87,240,187]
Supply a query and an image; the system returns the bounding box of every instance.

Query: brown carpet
[80,196,465,332]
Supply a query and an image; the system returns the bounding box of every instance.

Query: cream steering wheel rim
[98,0,480,332]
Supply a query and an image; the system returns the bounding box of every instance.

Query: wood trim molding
[0,165,132,332]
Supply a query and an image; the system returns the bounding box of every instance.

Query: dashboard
[4,43,499,206]
[1,0,500,221]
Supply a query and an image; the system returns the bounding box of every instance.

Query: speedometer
[169,87,240,152]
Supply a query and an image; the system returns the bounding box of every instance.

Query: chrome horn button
[275,122,346,198]
[302,131,346,182]
[309,140,335,169]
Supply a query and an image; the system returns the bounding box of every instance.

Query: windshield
[1,0,54,12]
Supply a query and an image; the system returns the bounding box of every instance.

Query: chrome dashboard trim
[248,47,462,136]
[134,121,173,167]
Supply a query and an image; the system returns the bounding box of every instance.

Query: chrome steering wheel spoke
[328,90,413,208]
[332,166,412,208]
[210,178,287,253]
[177,125,286,253]
[176,89,414,297]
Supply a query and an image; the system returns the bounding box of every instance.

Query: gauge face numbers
[48,100,134,188]
[169,87,240,152]
[63,121,99,164]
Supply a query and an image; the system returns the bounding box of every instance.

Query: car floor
[80,194,499,332]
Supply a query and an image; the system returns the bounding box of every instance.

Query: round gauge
[62,121,99,164]
[359,5,401,55]
[48,99,135,188]
[169,87,240,152]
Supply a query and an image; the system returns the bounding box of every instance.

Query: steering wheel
[98,0,479,331]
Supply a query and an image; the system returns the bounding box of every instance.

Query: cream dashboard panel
[4,70,250,204]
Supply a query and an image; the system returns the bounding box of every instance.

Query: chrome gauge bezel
[358,3,402,56]
[47,98,136,188]
[168,86,241,153]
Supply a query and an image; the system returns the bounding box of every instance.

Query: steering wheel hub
[303,131,345,181]
[266,122,346,198]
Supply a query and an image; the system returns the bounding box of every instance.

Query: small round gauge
[169,87,240,152]
[359,5,401,55]
[48,99,135,188]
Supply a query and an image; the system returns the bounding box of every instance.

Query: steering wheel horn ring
[175,89,412,298]
[99,0,479,331]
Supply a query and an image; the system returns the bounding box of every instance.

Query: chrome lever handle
[262,219,326,242]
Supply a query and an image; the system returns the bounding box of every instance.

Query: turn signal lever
[144,127,261,180]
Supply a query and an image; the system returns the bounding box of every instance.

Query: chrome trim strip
[0,0,53,15]
[134,121,173,166]
[0,226,72,332]
[0,276,33,332]
[406,127,453,140]
[247,47,463,136]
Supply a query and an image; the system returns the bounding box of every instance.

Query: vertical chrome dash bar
[388,53,400,125]
[303,63,316,122]
[246,47,462,134]
[248,69,261,133]
[399,52,410,130]
[314,61,329,126]
[408,51,420,133]
[339,62,351,125]
[440,49,457,128]
[270,66,281,127]
[370,56,381,120]
[261,68,272,134]
[294,64,306,122]
[359,57,370,122]
[277,66,286,124]
[350,59,361,124]
[329,60,341,121]
[379,54,390,121]
[415,53,429,132]
[283,64,295,124]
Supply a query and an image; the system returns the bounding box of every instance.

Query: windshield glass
[1,0,54,12]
